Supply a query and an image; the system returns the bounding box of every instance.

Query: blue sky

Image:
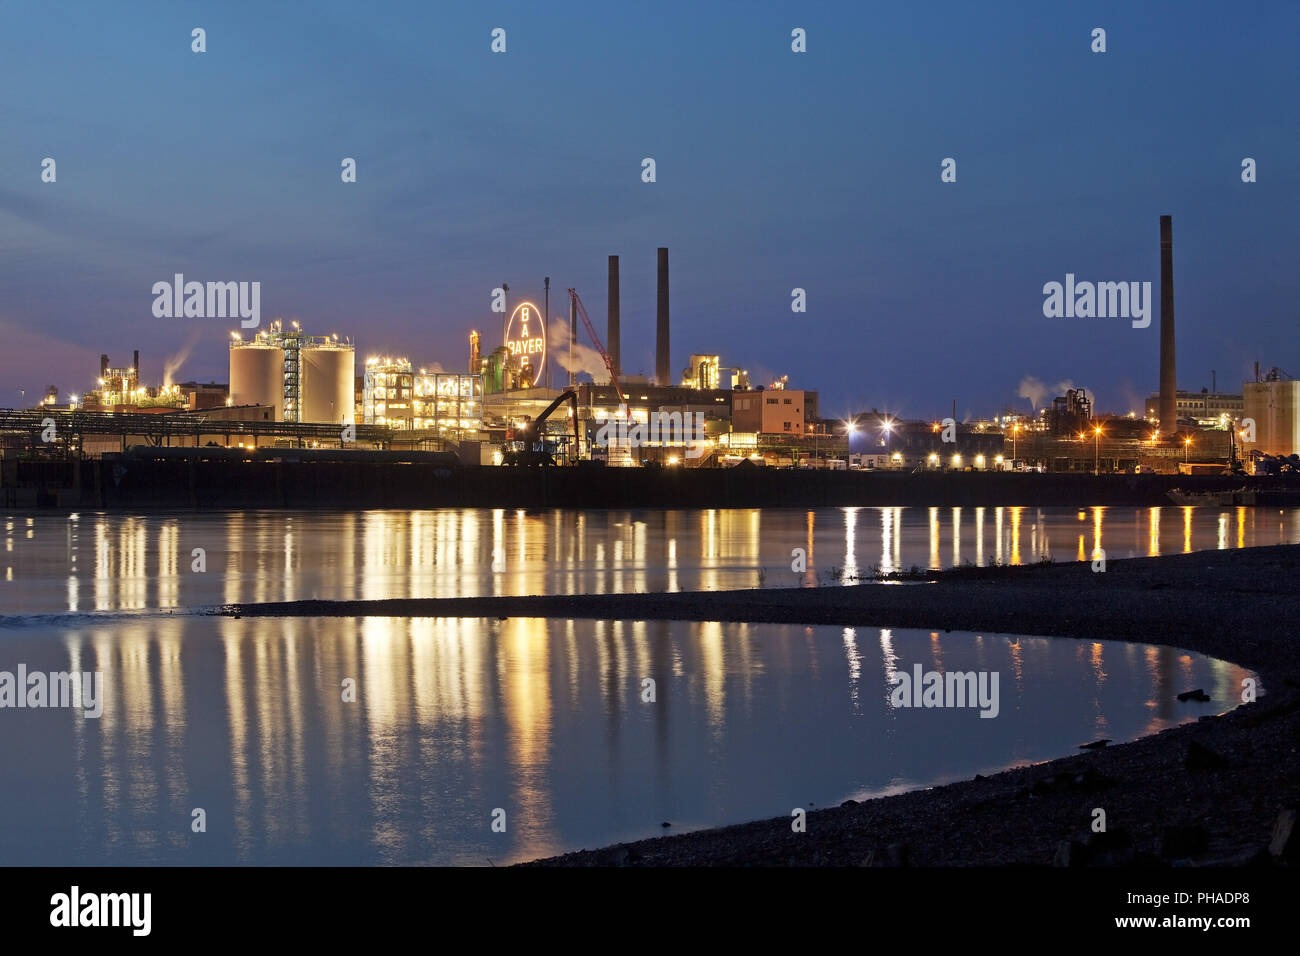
[1,0,1296,420]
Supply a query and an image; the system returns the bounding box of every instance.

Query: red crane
[567,288,626,417]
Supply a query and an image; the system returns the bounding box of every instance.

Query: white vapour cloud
[1018,376,1092,411]
[549,317,608,381]
[162,330,202,386]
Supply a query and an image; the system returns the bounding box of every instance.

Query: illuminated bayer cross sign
[505,301,546,388]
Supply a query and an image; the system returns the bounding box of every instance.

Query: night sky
[1,0,1296,421]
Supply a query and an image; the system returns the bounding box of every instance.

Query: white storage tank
[301,344,355,424]
[229,343,285,420]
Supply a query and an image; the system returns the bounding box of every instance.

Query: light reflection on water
[0,617,1253,866]
[2,506,1299,613]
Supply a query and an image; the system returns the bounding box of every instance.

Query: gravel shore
[223,544,1300,866]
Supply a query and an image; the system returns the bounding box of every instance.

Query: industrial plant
[3,224,1299,486]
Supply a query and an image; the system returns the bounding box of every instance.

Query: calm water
[0,615,1252,865]
[3,505,1300,613]
[0,507,1271,864]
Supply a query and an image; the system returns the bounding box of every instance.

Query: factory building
[1243,371,1300,458]
[679,355,748,391]
[363,357,484,438]
[850,416,1005,471]
[95,351,139,404]
[229,322,354,424]
[363,358,413,427]
[82,350,193,412]
[732,388,817,436]
[1144,390,1244,427]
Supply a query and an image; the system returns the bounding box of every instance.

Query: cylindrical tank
[485,346,507,393]
[301,345,355,424]
[229,343,285,420]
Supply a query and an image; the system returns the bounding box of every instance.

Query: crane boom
[567,288,626,416]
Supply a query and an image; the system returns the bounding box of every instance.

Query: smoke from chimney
[162,330,201,386]
[1018,375,1091,412]
[656,247,670,385]
[550,317,607,381]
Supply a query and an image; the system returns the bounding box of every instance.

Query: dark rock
[1090,846,1137,866]
[1161,824,1209,858]
[595,843,631,866]
[1085,827,1132,853]
[1073,768,1114,791]
[886,842,909,867]
[1177,688,1211,702]
[1079,738,1111,750]
[1268,807,1298,860]
[973,773,985,781]
[1185,740,1229,770]
[1053,840,1085,867]
[840,799,858,808]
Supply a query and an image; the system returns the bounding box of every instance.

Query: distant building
[1144,389,1244,427]
[849,416,1005,470]
[363,358,414,427]
[681,354,722,390]
[732,389,816,436]
[177,381,228,410]
[363,357,483,437]
[1243,376,1300,457]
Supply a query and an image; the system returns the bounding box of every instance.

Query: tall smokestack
[569,294,577,387]
[656,247,670,385]
[133,350,139,373]
[606,256,621,381]
[1159,215,1176,435]
[100,355,109,379]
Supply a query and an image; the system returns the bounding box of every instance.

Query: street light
[1093,425,1102,475]
[1011,423,1020,461]
[1184,436,1192,462]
